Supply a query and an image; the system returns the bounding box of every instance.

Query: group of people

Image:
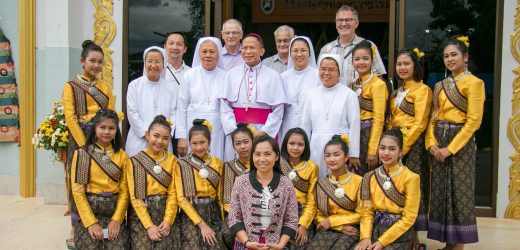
[62,4,485,250]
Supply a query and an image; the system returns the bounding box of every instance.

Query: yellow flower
[340,134,350,145]
[45,129,52,137]
[166,119,173,126]
[246,125,256,135]
[413,48,425,59]
[202,120,213,133]
[457,36,470,47]
[117,111,125,122]
[61,131,69,142]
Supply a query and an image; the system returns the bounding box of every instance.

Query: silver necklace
[77,75,99,95]
[377,165,403,191]
[189,153,213,179]
[328,171,352,186]
[149,150,167,174]
[288,161,307,180]
[321,86,339,122]
[199,68,217,105]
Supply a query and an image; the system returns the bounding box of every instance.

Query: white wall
[497,0,516,218]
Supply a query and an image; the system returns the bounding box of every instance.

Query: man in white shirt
[262,25,295,73]
[221,19,245,70]
[319,5,386,84]
[163,32,190,155]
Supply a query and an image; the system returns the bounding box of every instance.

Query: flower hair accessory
[371,44,377,57]
[117,111,125,121]
[457,36,470,47]
[202,120,213,133]
[412,48,425,60]
[400,127,408,137]
[246,125,256,135]
[340,134,350,145]
[166,119,173,126]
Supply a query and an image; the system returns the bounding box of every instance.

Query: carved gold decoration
[506,0,520,219]
[92,0,116,88]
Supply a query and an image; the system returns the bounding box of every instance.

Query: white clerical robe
[220,62,288,160]
[176,66,226,159]
[126,76,176,157]
[300,83,360,177]
[279,66,320,144]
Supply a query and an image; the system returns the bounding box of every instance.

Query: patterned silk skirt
[128,195,181,250]
[179,198,227,250]
[372,211,413,250]
[306,225,359,250]
[358,120,373,176]
[402,133,429,231]
[74,193,128,250]
[427,122,479,244]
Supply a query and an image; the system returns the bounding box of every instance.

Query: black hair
[81,40,104,59]
[189,119,211,143]
[281,127,311,162]
[84,109,122,152]
[443,35,469,55]
[352,40,374,61]
[250,135,282,174]
[395,48,424,82]
[231,122,254,143]
[243,33,264,48]
[324,134,349,156]
[380,127,403,149]
[148,115,172,133]
[144,48,164,63]
[290,37,310,51]
[163,31,187,46]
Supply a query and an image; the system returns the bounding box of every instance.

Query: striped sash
[316,177,356,216]
[131,151,172,199]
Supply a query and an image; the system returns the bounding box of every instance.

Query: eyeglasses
[291,49,309,55]
[275,39,290,45]
[222,31,241,36]
[336,18,357,24]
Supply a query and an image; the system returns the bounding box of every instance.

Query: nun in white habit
[279,36,320,144]
[126,46,176,157]
[300,54,361,176]
[176,37,226,159]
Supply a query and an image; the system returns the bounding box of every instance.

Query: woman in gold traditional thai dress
[387,48,431,233]
[63,40,115,246]
[355,127,420,250]
[70,109,129,249]
[220,122,253,248]
[349,40,388,176]
[426,36,484,249]
[127,115,181,249]
[306,134,362,250]
[175,119,227,249]
[280,128,319,248]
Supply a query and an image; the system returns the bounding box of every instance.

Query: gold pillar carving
[92,0,116,88]
[506,0,520,219]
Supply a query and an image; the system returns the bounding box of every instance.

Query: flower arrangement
[32,101,69,162]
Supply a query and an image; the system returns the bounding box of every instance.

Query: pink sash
[233,107,270,124]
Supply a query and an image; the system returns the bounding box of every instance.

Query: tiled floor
[0,195,519,249]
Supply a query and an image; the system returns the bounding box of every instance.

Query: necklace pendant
[88,87,98,95]
[383,180,392,190]
[288,170,297,180]
[102,155,110,163]
[153,165,163,174]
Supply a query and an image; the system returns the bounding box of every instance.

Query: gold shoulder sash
[374,166,405,207]
[222,159,248,204]
[178,156,221,197]
[399,97,415,117]
[68,78,109,115]
[75,148,92,184]
[316,177,356,216]
[280,158,310,193]
[360,170,374,202]
[439,77,468,113]
[359,95,373,112]
[131,151,172,199]
[86,145,122,182]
